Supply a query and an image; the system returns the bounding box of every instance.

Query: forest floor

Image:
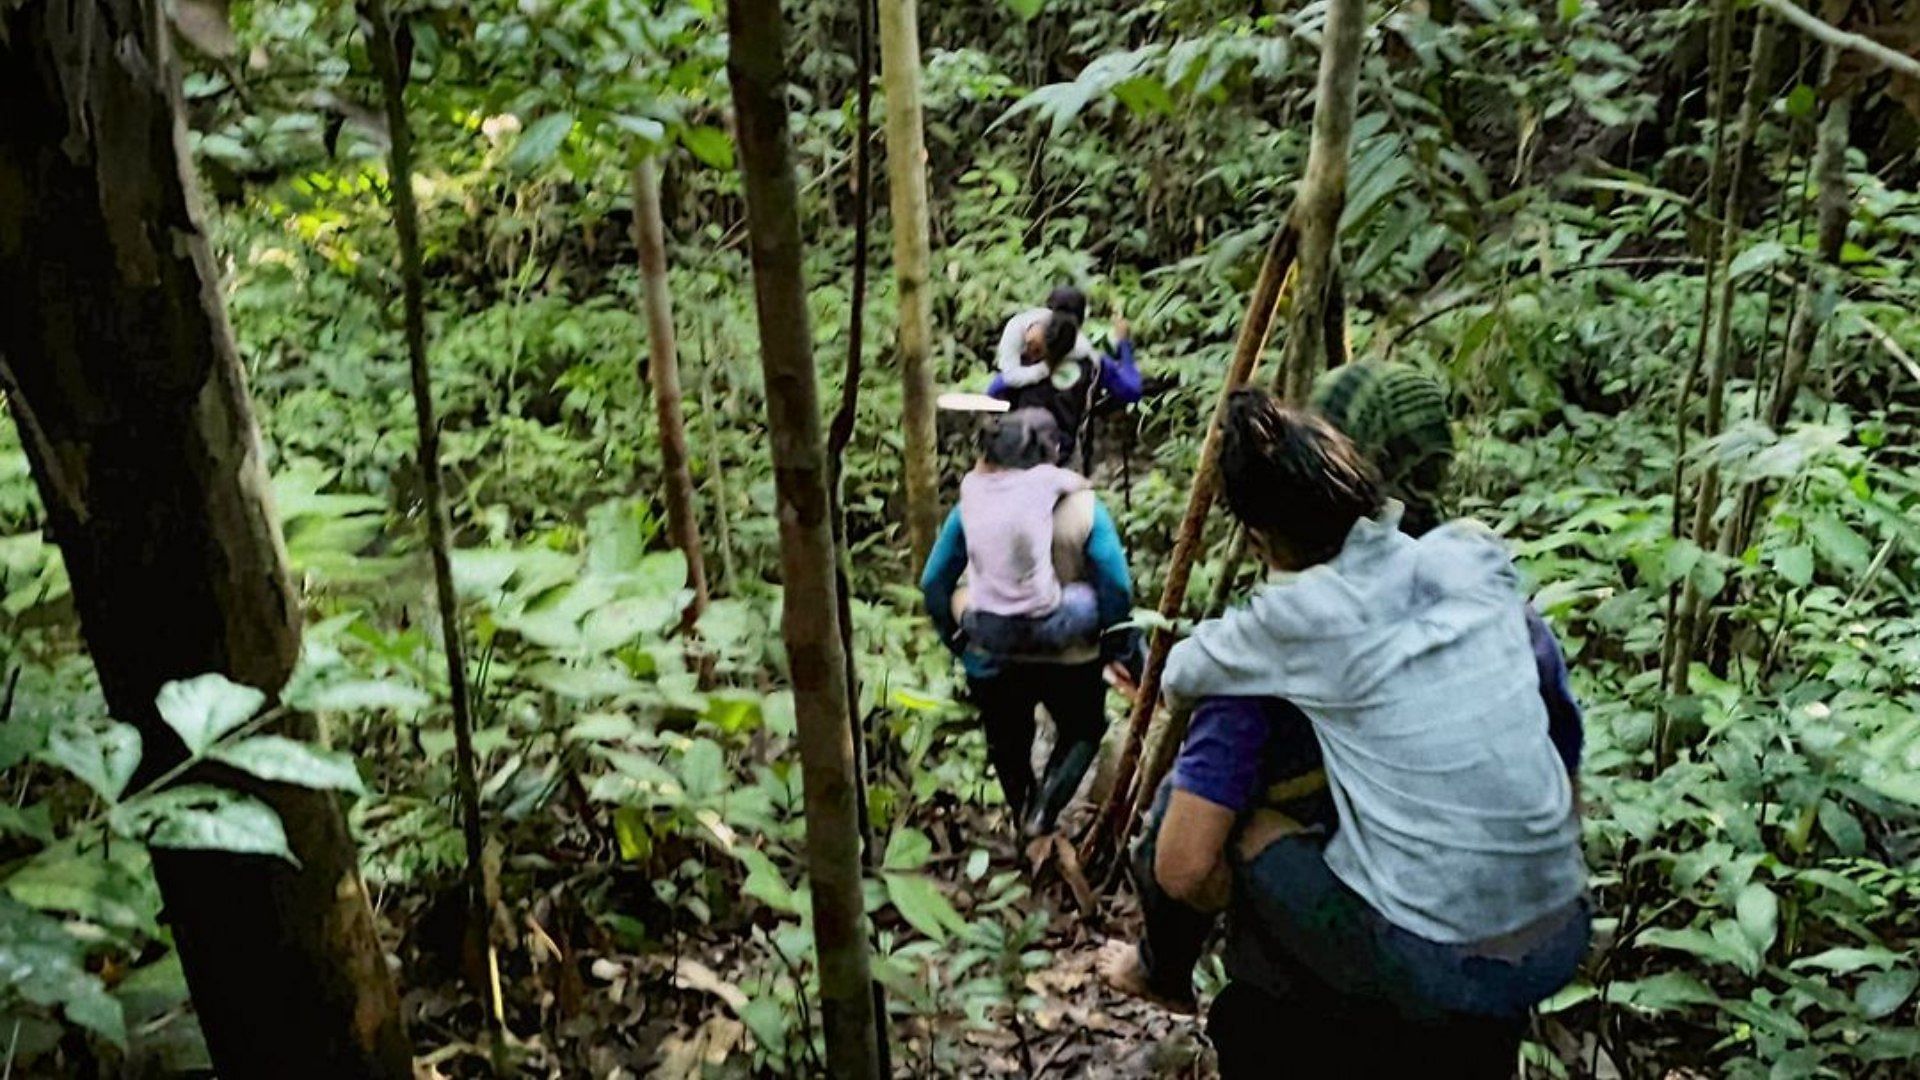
[388,721,1215,1079]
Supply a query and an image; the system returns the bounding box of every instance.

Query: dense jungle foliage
[3,0,1919,1076]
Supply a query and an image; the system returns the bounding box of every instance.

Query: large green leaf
[883,827,933,872]
[678,739,727,802]
[1734,883,1779,959]
[1638,926,1749,971]
[735,847,797,913]
[0,803,53,845]
[883,872,966,943]
[1607,971,1720,1012]
[292,678,431,714]
[42,718,142,803]
[155,674,266,756]
[581,596,679,652]
[1728,240,1788,279]
[678,125,733,170]
[113,785,292,861]
[1772,544,1814,588]
[507,111,573,172]
[1806,512,1872,577]
[212,736,366,796]
[1792,946,1905,974]
[1856,968,1919,1021]
[5,844,160,936]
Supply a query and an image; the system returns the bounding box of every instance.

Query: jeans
[966,659,1108,832]
[1228,836,1590,1022]
[962,583,1100,656]
[1130,723,1587,1078]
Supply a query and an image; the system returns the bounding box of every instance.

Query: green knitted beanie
[1309,362,1454,528]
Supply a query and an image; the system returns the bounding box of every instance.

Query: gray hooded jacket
[1163,505,1586,944]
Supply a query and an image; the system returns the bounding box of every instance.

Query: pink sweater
[958,464,1089,617]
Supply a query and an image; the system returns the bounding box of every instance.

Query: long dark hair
[1042,311,1080,362]
[1220,388,1383,566]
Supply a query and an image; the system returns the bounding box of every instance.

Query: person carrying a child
[1100,382,1589,1079]
[994,285,1099,390]
[987,286,1143,471]
[921,408,1140,836]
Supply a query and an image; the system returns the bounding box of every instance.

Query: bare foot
[1096,939,1197,1015]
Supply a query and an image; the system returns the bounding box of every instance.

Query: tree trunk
[1081,225,1298,869]
[1278,0,1367,403]
[830,0,880,869]
[633,155,711,624]
[726,3,884,1077]
[0,3,410,1075]
[877,0,941,568]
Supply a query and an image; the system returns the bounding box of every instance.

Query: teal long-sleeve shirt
[920,499,1132,679]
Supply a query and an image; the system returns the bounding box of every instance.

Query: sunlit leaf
[212,736,365,796]
[155,674,266,756]
[42,718,142,803]
[883,827,934,872]
[112,785,292,861]
[293,678,432,714]
[679,125,734,170]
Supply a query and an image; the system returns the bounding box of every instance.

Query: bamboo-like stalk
[696,326,739,596]
[361,0,493,999]
[1659,0,1739,695]
[1715,55,1853,607]
[1278,0,1368,403]
[1668,15,1778,700]
[1080,225,1298,869]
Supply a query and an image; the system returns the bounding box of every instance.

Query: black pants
[967,660,1107,831]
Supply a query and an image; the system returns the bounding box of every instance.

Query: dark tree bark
[0,2,410,1075]
[726,1,884,1077]
[633,155,711,624]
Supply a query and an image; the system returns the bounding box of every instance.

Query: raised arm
[1097,330,1143,405]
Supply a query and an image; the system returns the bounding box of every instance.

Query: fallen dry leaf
[673,956,751,1014]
